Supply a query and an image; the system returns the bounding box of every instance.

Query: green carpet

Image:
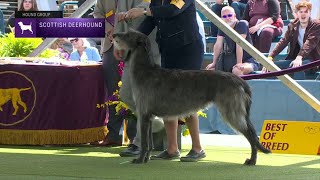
[0,145,319,180]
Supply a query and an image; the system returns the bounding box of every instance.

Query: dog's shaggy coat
[113,30,271,165]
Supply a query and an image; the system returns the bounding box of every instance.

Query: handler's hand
[125,8,144,19]
[117,12,127,22]
[107,28,114,41]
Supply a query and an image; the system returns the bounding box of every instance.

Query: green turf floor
[0,145,319,180]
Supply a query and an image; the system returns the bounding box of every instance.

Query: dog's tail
[240,83,271,154]
[243,96,271,154]
[215,79,270,164]
[19,87,31,92]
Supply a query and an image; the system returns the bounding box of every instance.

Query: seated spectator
[206,6,260,76]
[263,1,320,79]
[68,38,101,61]
[228,0,248,20]
[5,0,38,34]
[211,0,227,36]
[243,0,284,53]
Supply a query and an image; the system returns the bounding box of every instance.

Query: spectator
[5,0,39,33]
[263,1,320,79]
[228,0,248,20]
[243,0,284,53]
[93,0,123,146]
[124,0,206,162]
[211,0,227,36]
[68,38,101,61]
[289,0,320,19]
[206,6,260,76]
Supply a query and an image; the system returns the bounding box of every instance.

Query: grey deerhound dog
[113,30,271,165]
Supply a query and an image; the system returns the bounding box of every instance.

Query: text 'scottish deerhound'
[113,30,271,165]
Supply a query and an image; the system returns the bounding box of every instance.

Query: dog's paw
[244,158,256,166]
[132,158,144,164]
[143,156,150,163]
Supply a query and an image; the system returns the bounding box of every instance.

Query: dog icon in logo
[17,21,33,34]
[0,87,31,116]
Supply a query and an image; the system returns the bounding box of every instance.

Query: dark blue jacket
[138,0,201,51]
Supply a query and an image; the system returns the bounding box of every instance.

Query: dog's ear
[137,35,151,53]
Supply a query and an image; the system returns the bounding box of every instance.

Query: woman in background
[243,0,284,53]
[68,38,101,61]
[5,0,39,33]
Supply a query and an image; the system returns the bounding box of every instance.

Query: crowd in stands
[208,0,319,78]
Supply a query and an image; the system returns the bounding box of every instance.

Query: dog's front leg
[145,120,153,161]
[132,113,151,164]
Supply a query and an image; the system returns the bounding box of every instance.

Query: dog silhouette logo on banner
[0,71,36,126]
[0,87,31,115]
[14,18,37,38]
[17,21,33,34]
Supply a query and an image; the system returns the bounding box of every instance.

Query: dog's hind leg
[216,90,270,165]
[11,97,20,116]
[132,112,152,164]
[17,98,28,113]
[145,120,154,162]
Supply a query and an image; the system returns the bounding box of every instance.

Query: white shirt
[298,27,305,48]
[196,12,206,53]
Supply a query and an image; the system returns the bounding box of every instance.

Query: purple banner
[15,18,105,38]
[0,64,107,130]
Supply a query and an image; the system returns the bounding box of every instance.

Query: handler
[124,0,206,162]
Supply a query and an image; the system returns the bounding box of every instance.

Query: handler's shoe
[119,144,140,157]
[150,150,180,160]
[180,149,206,162]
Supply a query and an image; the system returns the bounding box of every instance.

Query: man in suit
[93,0,123,146]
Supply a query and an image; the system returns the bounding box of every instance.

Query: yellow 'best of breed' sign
[260,120,320,155]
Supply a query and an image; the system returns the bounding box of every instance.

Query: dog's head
[17,22,23,26]
[113,29,150,59]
